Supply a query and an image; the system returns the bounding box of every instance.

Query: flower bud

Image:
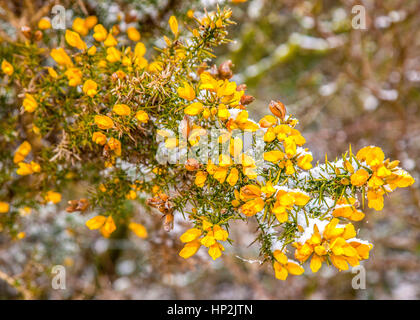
[269,100,286,120]
[21,26,32,39]
[218,60,233,80]
[34,30,43,41]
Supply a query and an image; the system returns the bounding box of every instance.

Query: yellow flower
[107,137,121,156]
[213,166,228,183]
[208,242,224,260]
[84,16,98,29]
[213,225,229,241]
[94,115,114,130]
[44,191,62,204]
[65,30,87,50]
[86,215,116,238]
[239,184,261,201]
[72,17,88,36]
[1,59,13,76]
[113,104,131,116]
[264,150,284,163]
[93,24,108,42]
[16,162,33,175]
[367,189,384,211]
[14,141,31,163]
[64,68,82,86]
[356,146,385,167]
[169,16,179,36]
[226,167,239,186]
[87,46,97,56]
[195,171,207,187]
[148,61,163,73]
[136,110,149,123]
[126,190,137,200]
[180,228,202,243]
[273,250,304,280]
[127,27,141,41]
[392,169,415,188]
[104,34,118,47]
[187,10,195,19]
[294,219,369,273]
[86,215,107,229]
[51,48,73,66]
[179,240,201,259]
[240,197,264,216]
[106,47,121,63]
[92,132,107,145]
[134,42,146,58]
[177,82,196,100]
[17,232,26,240]
[216,105,229,121]
[332,205,365,221]
[30,161,41,173]
[283,136,297,158]
[290,191,310,206]
[47,67,58,78]
[82,79,98,97]
[101,216,117,238]
[129,222,148,238]
[227,110,259,132]
[350,169,369,186]
[0,201,10,213]
[184,102,204,116]
[261,181,276,197]
[297,153,313,170]
[22,94,38,113]
[38,17,51,30]
[259,115,277,128]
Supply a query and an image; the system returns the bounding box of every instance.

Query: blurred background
[0,0,419,299]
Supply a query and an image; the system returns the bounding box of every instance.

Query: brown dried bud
[34,30,43,41]
[125,13,137,24]
[66,198,89,213]
[237,84,247,91]
[240,94,255,106]
[163,213,174,232]
[147,193,173,215]
[21,26,32,39]
[218,60,233,80]
[185,158,200,171]
[269,100,286,120]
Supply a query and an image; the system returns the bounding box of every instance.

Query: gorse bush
[0,6,415,281]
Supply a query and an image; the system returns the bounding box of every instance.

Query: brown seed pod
[185,158,200,171]
[147,193,174,216]
[240,94,255,105]
[237,84,247,91]
[163,213,174,232]
[125,13,137,24]
[218,60,233,80]
[66,198,89,213]
[34,30,43,41]
[269,100,286,120]
[21,26,32,39]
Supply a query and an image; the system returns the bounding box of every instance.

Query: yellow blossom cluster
[0,7,415,281]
